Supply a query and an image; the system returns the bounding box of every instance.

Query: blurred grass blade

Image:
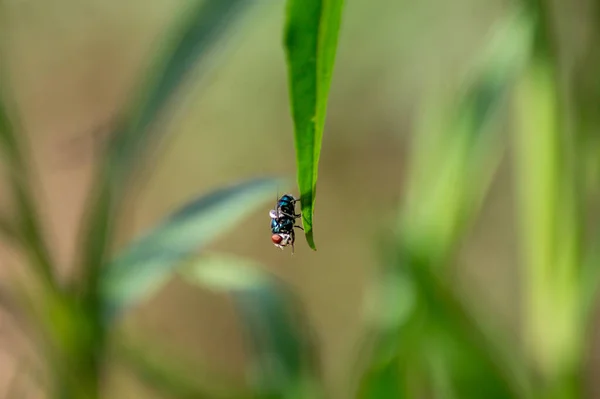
[357,359,409,399]
[401,8,533,261]
[180,253,323,398]
[101,177,286,323]
[428,289,531,396]
[108,0,251,173]
[283,0,346,250]
[409,256,533,399]
[0,87,55,283]
[512,60,583,387]
[355,255,419,398]
[357,245,534,399]
[79,0,251,296]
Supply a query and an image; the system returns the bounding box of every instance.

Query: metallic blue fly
[269,194,303,252]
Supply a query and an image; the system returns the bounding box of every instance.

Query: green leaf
[512,59,583,386]
[356,357,408,399]
[401,7,534,263]
[0,84,55,284]
[416,259,533,399]
[101,177,286,323]
[283,0,346,250]
[357,245,534,399]
[180,253,323,399]
[78,0,251,298]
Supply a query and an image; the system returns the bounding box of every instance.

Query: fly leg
[279,210,301,219]
[290,231,296,254]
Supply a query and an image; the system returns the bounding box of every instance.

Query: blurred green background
[0,0,597,398]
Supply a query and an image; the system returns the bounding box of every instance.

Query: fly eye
[271,234,283,244]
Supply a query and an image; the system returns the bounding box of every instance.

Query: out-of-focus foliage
[356,7,535,398]
[102,177,285,323]
[0,78,54,284]
[182,253,323,398]
[2,0,600,398]
[0,1,316,398]
[512,60,582,391]
[77,0,251,302]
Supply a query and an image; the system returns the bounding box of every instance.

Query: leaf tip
[305,228,317,251]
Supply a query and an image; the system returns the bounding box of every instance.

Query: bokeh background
[0,0,597,398]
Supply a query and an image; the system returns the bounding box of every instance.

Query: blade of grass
[101,177,287,323]
[358,243,534,399]
[411,253,533,399]
[354,303,423,399]
[0,85,55,284]
[512,59,583,390]
[0,87,69,398]
[516,6,584,391]
[78,0,251,300]
[9,273,99,399]
[356,357,411,399]
[283,0,346,250]
[69,4,256,395]
[401,8,533,261]
[179,252,323,399]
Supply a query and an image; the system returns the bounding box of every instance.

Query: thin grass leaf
[356,358,409,399]
[101,177,286,323]
[283,0,346,250]
[180,252,323,399]
[358,244,534,399]
[512,7,584,387]
[410,258,533,399]
[401,8,534,261]
[512,60,583,387]
[354,311,419,399]
[0,86,54,284]
[78,0,251,298]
